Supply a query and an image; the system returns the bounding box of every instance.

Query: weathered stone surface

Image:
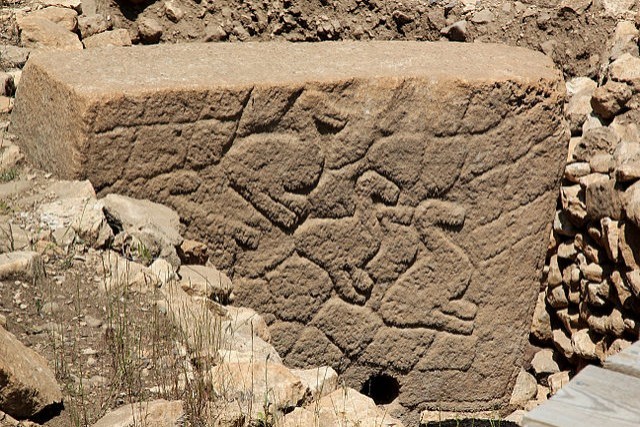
[92,400,183,427]
[209,362,305,416]
[0,251,44,281]
[17,7,78,33]
[509,369,537,406]
[83,29,132,48]
[10,42,567,413]
[77,14,110,39]
[282,387,404,427]
[290,366,339,401]
[531,349,560,375]
[0,325,62,419]
[37,180,112,248]
[18,16,82,51]
[100,194,182,266]
[565,77,596,134]
[591,81,633,120]
[178,264,233,303]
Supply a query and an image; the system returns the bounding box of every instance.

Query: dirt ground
[0,0,631,79]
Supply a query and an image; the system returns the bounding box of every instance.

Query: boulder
[0,325,62,419]
[18,16,82,50]
[10,41,567,413]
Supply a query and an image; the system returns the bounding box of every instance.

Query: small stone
[606,338,632,357]
[565,77,597,134]
[179,264,233,303]
[553,328,574,359]
[77,14,111,39]
[609,21,640,61]
[83,29,132,48]
[41,301,60,315]
[619,221,640,269]
[573,127,620,162]
[40,0,82,13]
[17,7,78,33]
[611,270,632,307]
[177,239,208,265]
[557,241,578,259]
[556,308,579,335]
[137,17,163,44]
[564,162,591,182]
[0,252,44,281]
[291,366,339,401]
[602,0,637,19]
[624,181,640,229]
[531,349,560,376]
[581,113,603,134]
[610,53,640,88]
[93,400,184,427]
[582,263,604,282]
[546,285,568,309]
[509,369,537,405]
[471,9,495,24]
[572,329,603,360]
[440,20,469,42]
[586,179,621,221]
[591,81,633,120]
[548,371,570,395]
[19,16,83,50]
[567,137,582,162]
[100,194,182,267]
[559,0,591,14]
[84,315,102,328]
[0,46,30,68]
[531,291,552,343]
[553,210,577,237]
[204,23,227,42]
[590,153,614,174]
[625,269,640,296]
[164,1,184,23]
[505,410,526,425]
[0,96,12,114]
[578,172,609,188]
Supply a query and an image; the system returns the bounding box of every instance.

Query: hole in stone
[360,373,400,405]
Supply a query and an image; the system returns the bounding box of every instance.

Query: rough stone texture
[10,41,567,414]
[0,325,62,419]
[83,29,132,48]
[91,400,184,427]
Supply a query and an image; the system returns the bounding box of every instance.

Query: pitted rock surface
[10,41,567,414]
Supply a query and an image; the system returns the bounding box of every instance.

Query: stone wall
[10,41,567,416]
[533,21,640,368]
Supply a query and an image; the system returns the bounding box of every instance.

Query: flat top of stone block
[28,41,559,96]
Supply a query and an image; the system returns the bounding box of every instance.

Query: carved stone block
[11,41,568,415]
